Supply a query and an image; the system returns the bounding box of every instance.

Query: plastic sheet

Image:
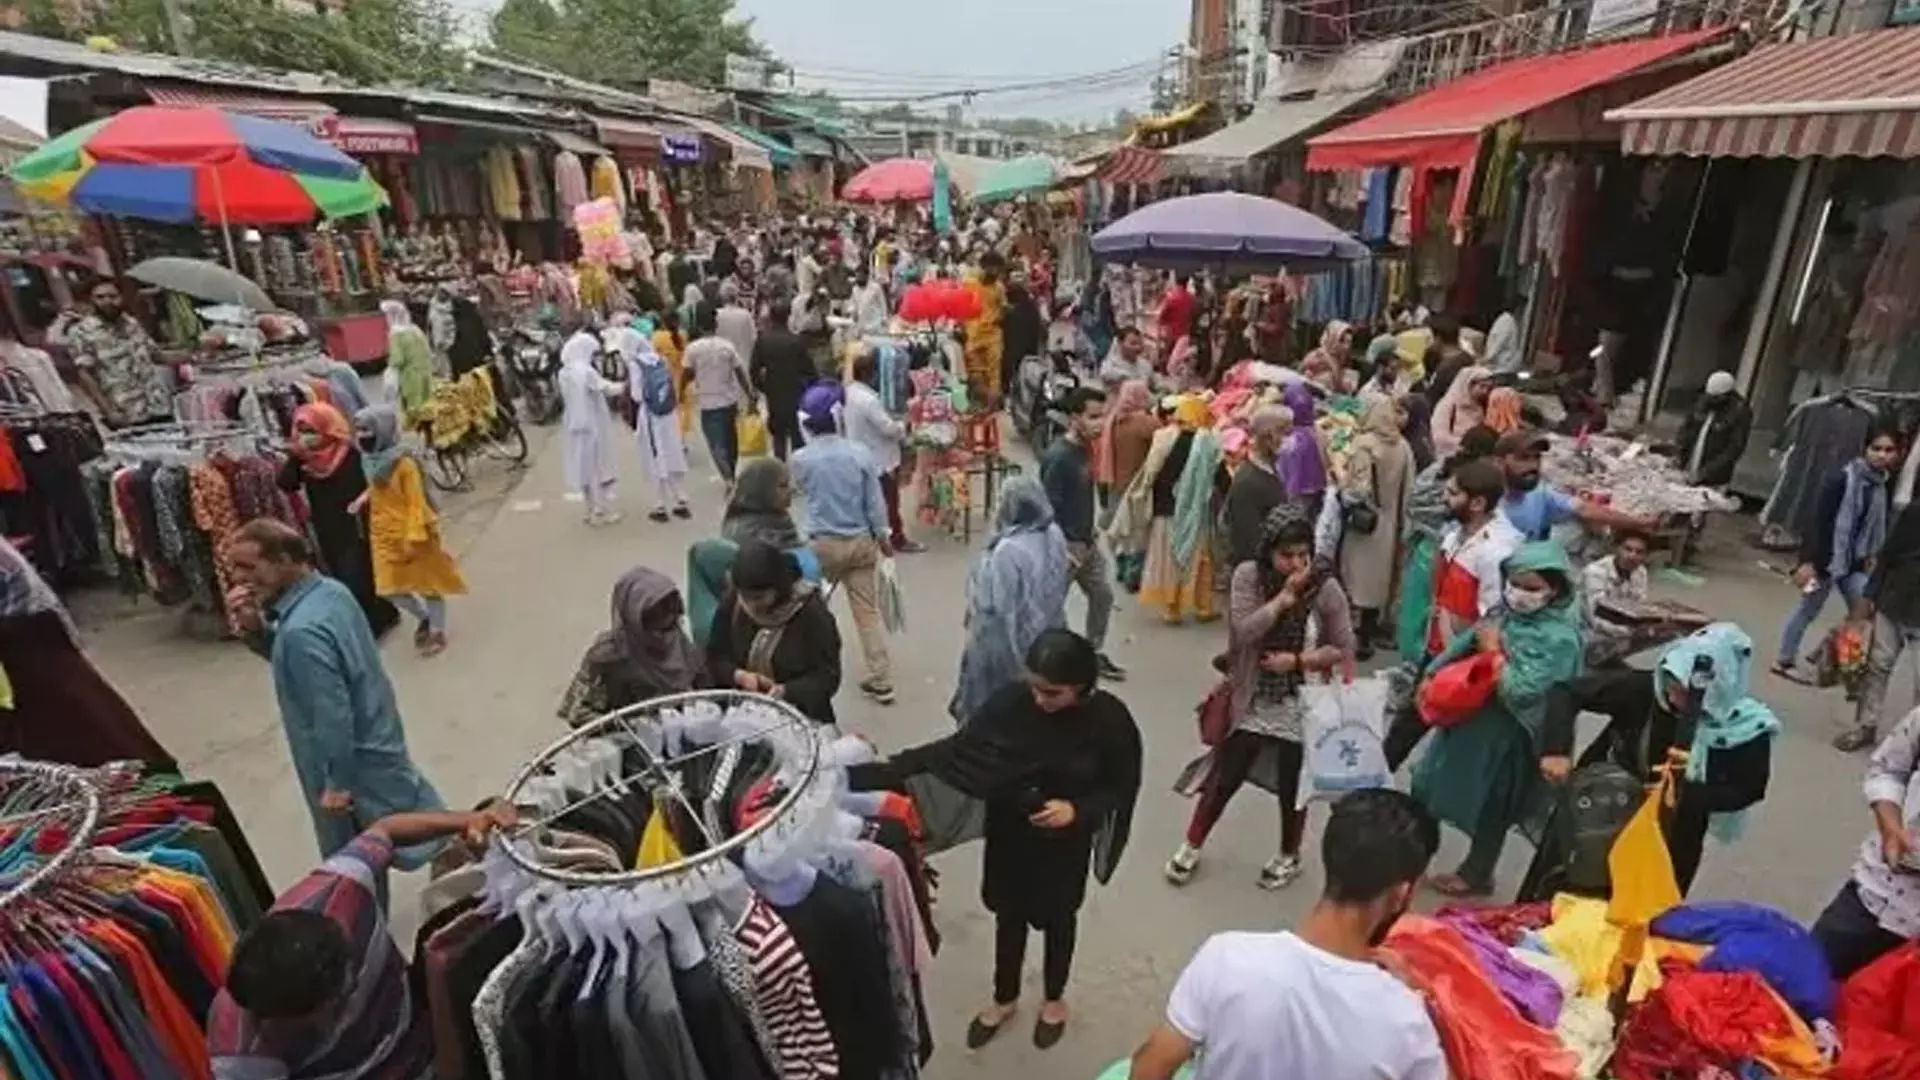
[1381,914,1579,1080]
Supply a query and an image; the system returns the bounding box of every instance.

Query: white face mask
[1505,584,1552,614]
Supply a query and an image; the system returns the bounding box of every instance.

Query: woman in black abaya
[849,629,1142,1052]
[277,402,400,638]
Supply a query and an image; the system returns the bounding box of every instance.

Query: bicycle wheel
[480,415,530,465]
[426,446,470,492]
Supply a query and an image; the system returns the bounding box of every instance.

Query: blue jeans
[391,593,447,633]
[699,405,739,483]
[1778,570,1868,667]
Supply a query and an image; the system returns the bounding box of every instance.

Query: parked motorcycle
[500,324,563,425]
[1013,349,1086,456]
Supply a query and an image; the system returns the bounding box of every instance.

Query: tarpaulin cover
[1305,28,1726,173]
[1381,915,1579,1080]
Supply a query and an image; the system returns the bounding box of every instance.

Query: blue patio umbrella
[1091,191,1367,271]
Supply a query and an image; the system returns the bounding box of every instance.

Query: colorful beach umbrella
[973,154,1060,204]
[842,158,939,203]
[9,106,387,225]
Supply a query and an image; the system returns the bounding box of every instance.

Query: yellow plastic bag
[738,408,769,458]
[636,796,685,869]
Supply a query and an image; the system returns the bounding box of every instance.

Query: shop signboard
[1583,0,1660,38]
[662,134,704,163]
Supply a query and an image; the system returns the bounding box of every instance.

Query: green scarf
[1170,429,1222,570]
[1490,540,1585,738]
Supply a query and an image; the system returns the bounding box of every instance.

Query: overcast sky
[733,0,1187,124]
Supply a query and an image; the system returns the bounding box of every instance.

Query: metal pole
[211,168,241,277]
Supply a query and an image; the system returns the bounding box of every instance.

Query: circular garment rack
[0,759,105,909]
[497,689,826,888]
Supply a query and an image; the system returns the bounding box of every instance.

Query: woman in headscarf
[1166,503,1355,889]
[1412,540,1584,897]
[557,329,625,525]
[724,456,802,548]
[277,402,399,639]
[704,539,842,725]
[1400,392,1436,472]
[1483,386,1525,434]
[613,323,692,521]
[850,629,1141,1051]
[1301,320,1354,392]
[354,404,467,656]
[380,299,434,422]
[1274,381,1326,517]
[685,538,737,651]
[1095,382,1161,586]
[1430,364,1492,459]
[1138,396,1223,625]
[1524,622,1776,900]
[951,476,1071,726]
[1340,395,1415,658]
[559,567,707,726]
[1360,333,1406,400]
[653,307,695,436]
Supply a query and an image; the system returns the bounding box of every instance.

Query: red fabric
[1428,551,1482,654]
[1381,915,1577,1080]
[1158,286,1197,346]
[1419,651,1505,728]
[1435,902,1553,946]
[1834,944,1920,1080]
[1613,969,1797,1080]
[1305,29,1728,173]
[0,430,23,493]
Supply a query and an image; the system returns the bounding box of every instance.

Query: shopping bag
[1298,676,1392,808]
[737,408,770,458]
[878,557,906,634]
[1417,650,1505,728]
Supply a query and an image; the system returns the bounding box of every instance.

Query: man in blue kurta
[228,517,445,868]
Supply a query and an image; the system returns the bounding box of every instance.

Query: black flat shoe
[1033,1015,1066,1050]
[966,1014,1009,1050]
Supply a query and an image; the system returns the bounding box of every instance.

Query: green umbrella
[973,154,1060,204]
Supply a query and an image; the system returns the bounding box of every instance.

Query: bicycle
[418,369,529,494]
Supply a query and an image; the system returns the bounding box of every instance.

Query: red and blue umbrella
[9,105,387,224]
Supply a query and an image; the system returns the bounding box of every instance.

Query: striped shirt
[736,896,839,1080]
[210,832,432,1080]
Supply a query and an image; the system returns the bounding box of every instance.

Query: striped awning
[1096,145,1165,185]
[1608,26,1920,158]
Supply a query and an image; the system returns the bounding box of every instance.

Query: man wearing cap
[1494,429,1662,543]
[791,382,897,705]
[1675,371,1753,490]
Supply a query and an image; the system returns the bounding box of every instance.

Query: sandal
[1427,873,1492,898]
[1033,1009,1068,1050]
[421,631,448,658]
[1770,662,1812,685]
[966,1006,1015,1050]
[1833,727,1879,753]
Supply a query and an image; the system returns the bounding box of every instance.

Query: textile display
[1379,915,1579,1080]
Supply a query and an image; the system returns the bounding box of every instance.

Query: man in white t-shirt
[1130,789,1447,1080]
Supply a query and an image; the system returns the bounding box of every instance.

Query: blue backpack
[638,359,677,417]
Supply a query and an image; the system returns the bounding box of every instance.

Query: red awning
[1306,29,1727,172]
[1608,26,1920,158]
[1097,145,1165,184]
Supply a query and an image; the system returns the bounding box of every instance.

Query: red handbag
[1196,677,1233,747]
[1417,651,1505,728]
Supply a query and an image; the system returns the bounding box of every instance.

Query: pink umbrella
[842,158,938,203]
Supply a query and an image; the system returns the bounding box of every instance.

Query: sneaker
[648,508,670,523]
[672,503,693,520]
[893,538,928,554]
[1833,727,1878,753]
[860,679,897,705]
[1257,855,1303,891]
[1164,843,1200,885]
[1097,653,1127,681]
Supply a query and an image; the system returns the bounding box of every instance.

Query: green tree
[489,0,767,85]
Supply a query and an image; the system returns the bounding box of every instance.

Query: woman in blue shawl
[950,476,1071,725]
[1414,540,1585,897]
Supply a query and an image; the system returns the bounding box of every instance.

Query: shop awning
[547,130,611,157]
[593,116,662,152]
[729,125,797,167]
[1095,144,1166,184]
[1306,28,1727,171]
[1607,25,1920,158]
[682,117,772,170]
[789,131,835,159]
[1167,40,1406,175]
[146,85,334,128]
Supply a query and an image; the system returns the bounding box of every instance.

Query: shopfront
[1608,24,1920,497]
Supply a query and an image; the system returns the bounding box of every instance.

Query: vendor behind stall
[1494,430,1662,543]
[69,280,171,428]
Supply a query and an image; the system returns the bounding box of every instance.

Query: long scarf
[292,402,353,480]
[1170,429,1223,570]
[1830,457,1890,579]
[743,582,818,677]
[588,567,699,695]
[1490,541,1585,738]
[354,405,409,487]
[1274,382,1324,497]
[1253,503,1322,696]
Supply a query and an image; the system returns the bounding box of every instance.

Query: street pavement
[71,424,1885,1079]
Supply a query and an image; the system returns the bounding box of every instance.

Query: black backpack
[1556,763,1647,896]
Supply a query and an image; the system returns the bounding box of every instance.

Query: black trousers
[771,423,806,462]
[1383,700,1428,772]
[994,912,1077,1004]
[1812,879,1906,981]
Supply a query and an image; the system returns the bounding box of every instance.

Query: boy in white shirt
[1130,789,1447,1080]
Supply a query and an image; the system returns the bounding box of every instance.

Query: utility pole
[160,0,192,55]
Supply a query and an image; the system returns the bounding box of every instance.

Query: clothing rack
[101,420,260,459]
[0,760,103,908]
[496,689,826,889]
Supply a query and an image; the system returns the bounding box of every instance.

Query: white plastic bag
[878,556,906,634]
[1297,676,1392,809]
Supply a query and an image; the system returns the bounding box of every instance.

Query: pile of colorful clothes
[1382,899,1843,1080]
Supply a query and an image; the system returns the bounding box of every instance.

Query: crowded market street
[68,427,1882,1080]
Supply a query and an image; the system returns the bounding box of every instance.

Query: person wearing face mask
[1776,425,1904,686]
[704,539,842,725]
[557,567,707,727]
[1413,541,1585,897]
[349,405,466,657]
[278,403,399,639]
[1493,429,1661,544]
[849,629,1143,1051]
[1129,789,1445,1080]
